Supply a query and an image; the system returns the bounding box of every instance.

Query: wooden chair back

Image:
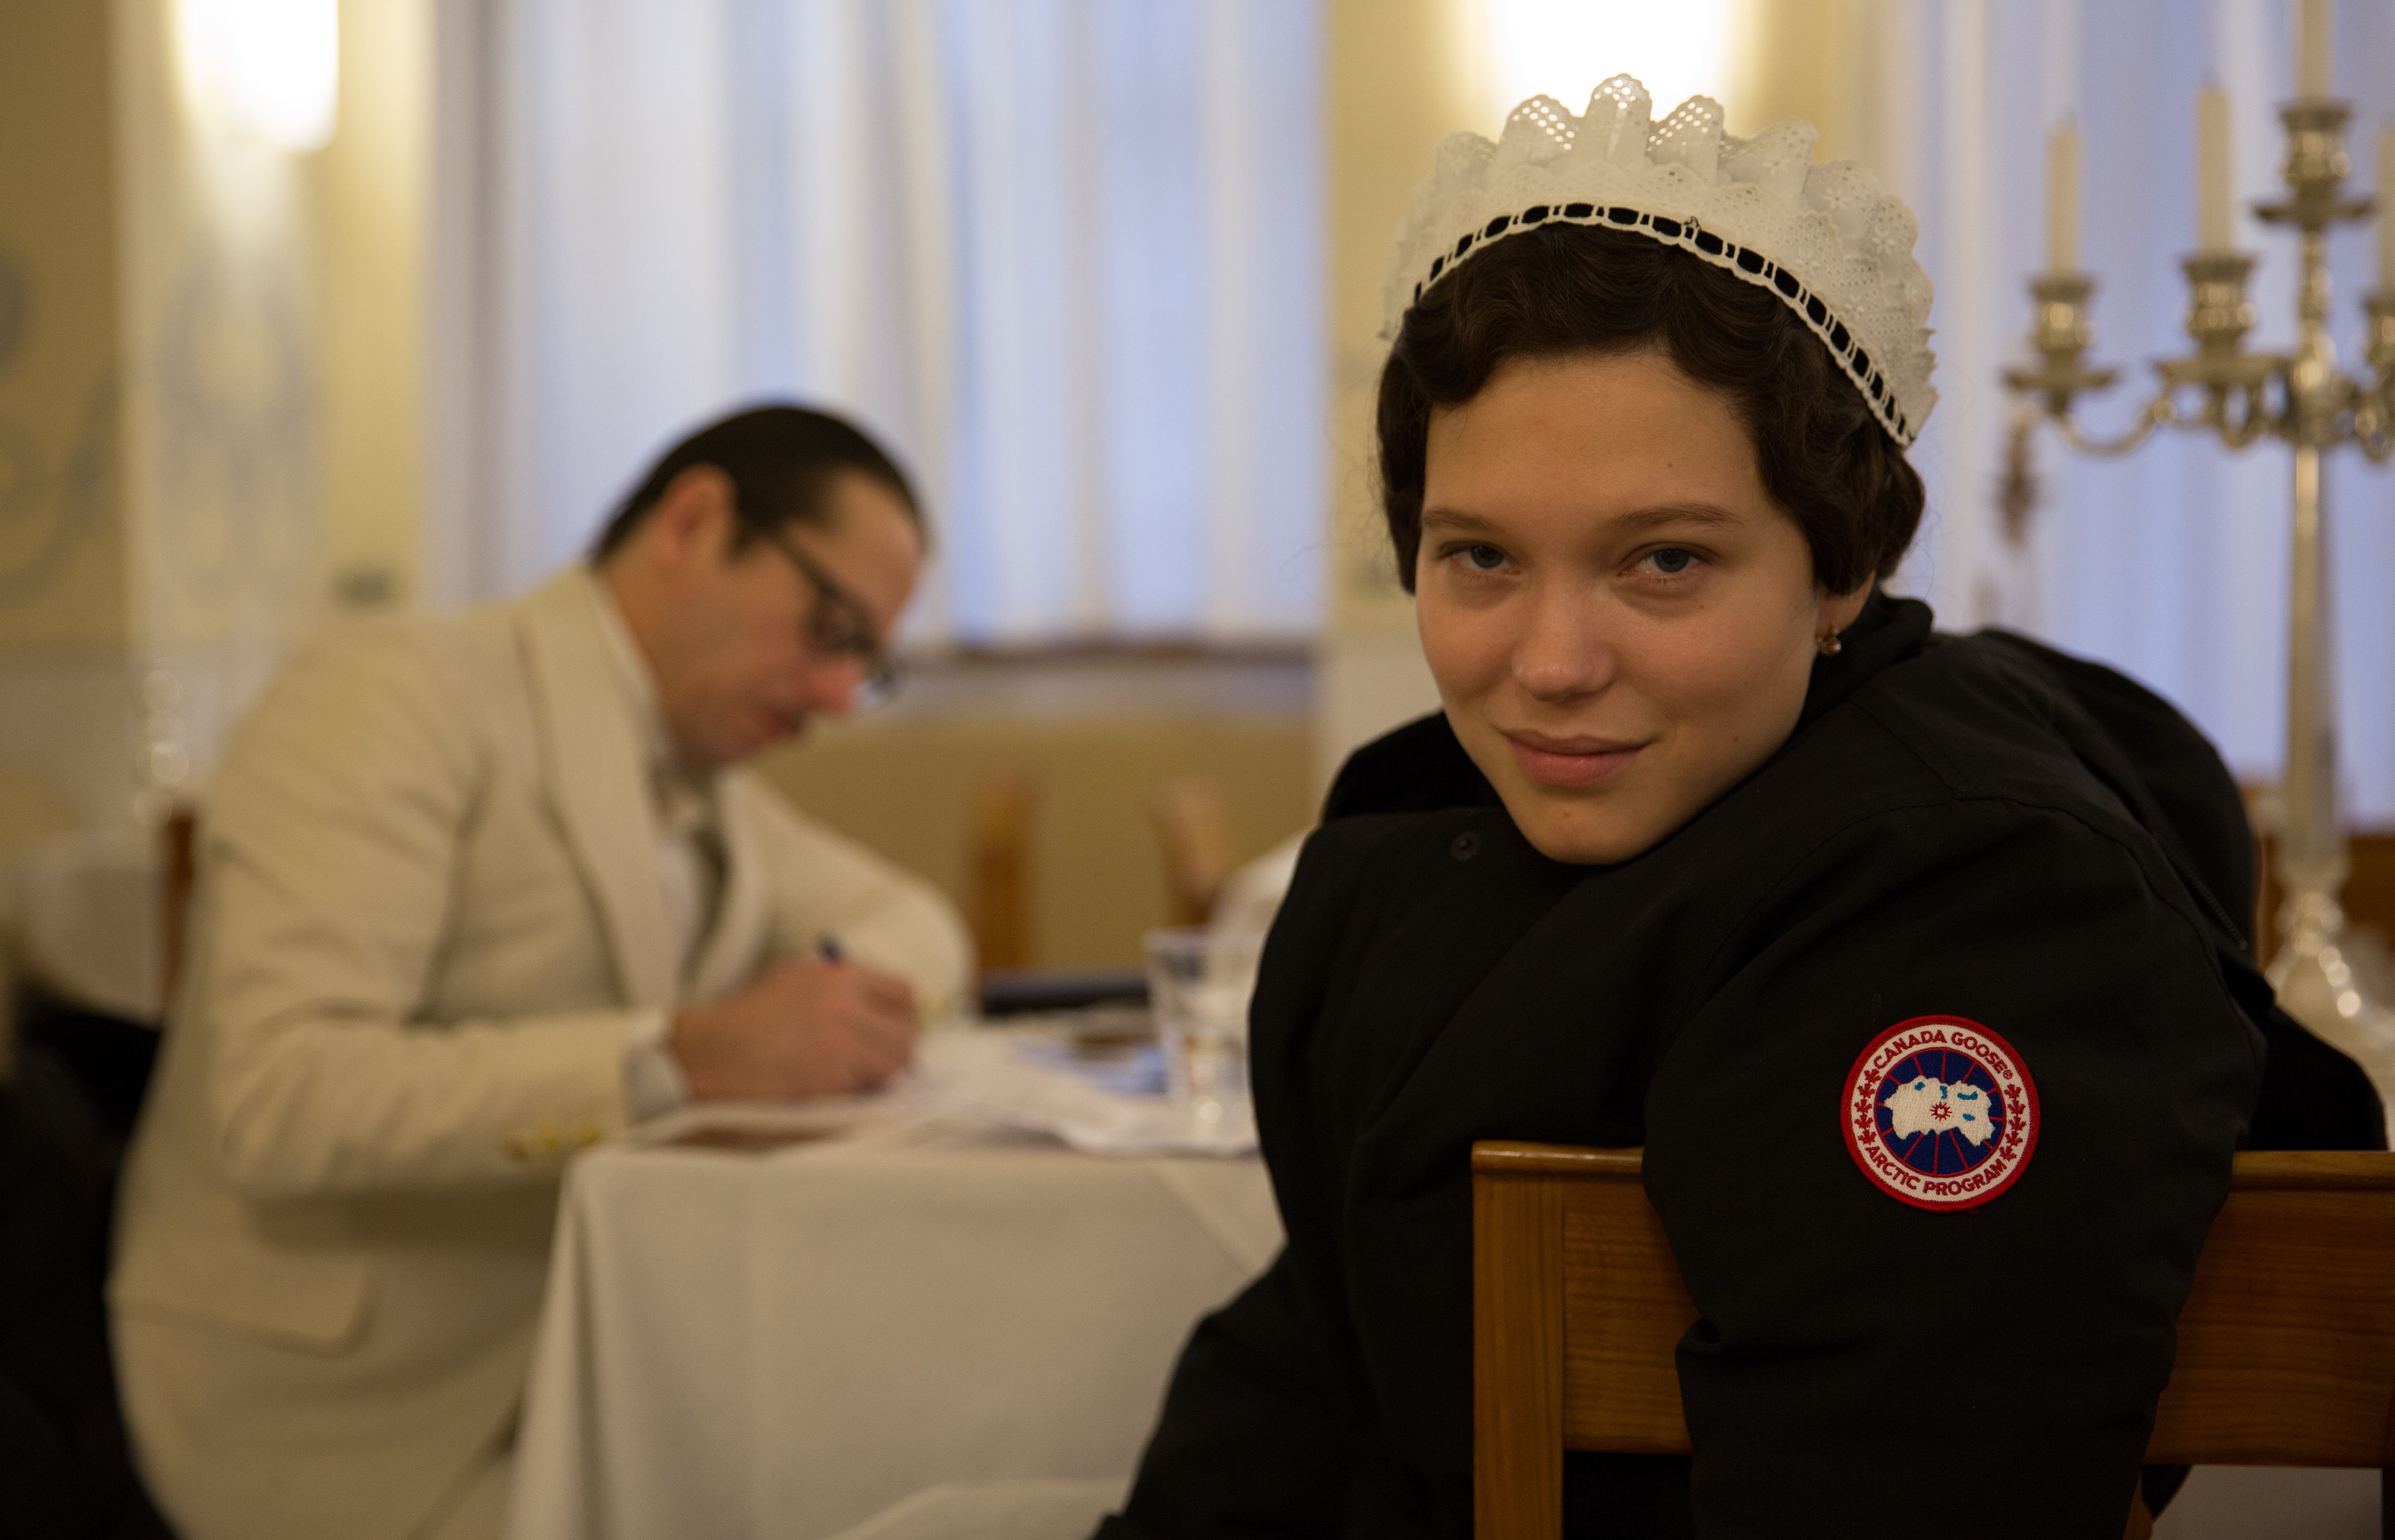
[157,806,198,1012]
[1151,778,1235,927]
[967,775,1036,971]
[1473,1141,2395,1538]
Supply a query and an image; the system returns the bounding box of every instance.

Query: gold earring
[1816,629,1843,657]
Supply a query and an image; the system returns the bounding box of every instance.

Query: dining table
[503,1027,1280,1540]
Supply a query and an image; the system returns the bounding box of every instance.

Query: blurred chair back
[1150,779,1233,928]
[158,807,196,1012]
[1470,1141,2395,1539]
[969,776,1036,971]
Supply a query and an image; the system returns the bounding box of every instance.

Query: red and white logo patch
[1842,1016,2038,1211]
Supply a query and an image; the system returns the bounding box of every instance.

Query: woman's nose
[1511,583,1615,701]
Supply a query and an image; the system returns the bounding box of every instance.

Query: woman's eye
[1639,547,1700,577]
[1458,544,1508,572]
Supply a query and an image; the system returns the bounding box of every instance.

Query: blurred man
[109,406,971,1540]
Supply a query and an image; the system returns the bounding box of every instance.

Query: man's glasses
[763,530,900,707]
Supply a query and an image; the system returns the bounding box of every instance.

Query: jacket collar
[518,566,679,1008]
[586,563,687,784]
[1796,591,1934,733]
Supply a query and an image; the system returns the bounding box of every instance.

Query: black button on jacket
[1101,597,2382,1540]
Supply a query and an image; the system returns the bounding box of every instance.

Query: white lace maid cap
[1383,75,1937,447]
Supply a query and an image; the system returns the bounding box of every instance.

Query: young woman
[1097,81,2380,1539]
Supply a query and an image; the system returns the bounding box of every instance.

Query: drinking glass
[1143,927,1260,1132]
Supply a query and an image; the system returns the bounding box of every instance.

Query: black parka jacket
[1101,596,2381,1540]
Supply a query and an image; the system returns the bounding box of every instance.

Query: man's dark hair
[1376,224,1923,594]
[589,403,921,560]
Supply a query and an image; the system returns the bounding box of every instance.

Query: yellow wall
[0,1,127,656]
[0,0,433,834]
[312,0,429,611]
[1310,0,1483,788]
[1731,0,1921,188]
[1322,0,1484,639]
[113,0,432,658]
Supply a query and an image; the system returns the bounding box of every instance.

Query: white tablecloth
[506,1054,1280,1540]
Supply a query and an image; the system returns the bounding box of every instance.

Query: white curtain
[1881,0,2395,820]
[424,0,1325,645]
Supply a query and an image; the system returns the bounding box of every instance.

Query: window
[427,0,1325,646]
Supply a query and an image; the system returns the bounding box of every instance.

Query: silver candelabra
[2005,97,2395,1108]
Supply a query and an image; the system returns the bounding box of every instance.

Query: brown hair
[1376,224,1923,594]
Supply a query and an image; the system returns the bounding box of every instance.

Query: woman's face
[1415,351,1869,866]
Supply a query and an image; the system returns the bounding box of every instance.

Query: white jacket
[109,567,970,1540]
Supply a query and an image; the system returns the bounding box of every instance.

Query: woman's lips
[1502,730,1645,789]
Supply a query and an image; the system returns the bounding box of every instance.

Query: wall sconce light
[1484,0,1732,122]
[174,0,339,153]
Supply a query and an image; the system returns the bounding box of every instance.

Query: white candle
[2298,0,2332,99]
[2046,123,2082,273]
[2378,126,2395,289]
[2198,86,2233,253]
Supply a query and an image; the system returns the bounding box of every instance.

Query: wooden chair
[1473,1141,2395,1539]
[968,775,1037,972]
[1151,778,1235,928]
[158,806,198,1011]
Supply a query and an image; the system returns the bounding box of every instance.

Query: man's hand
[668,954,919,1099]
